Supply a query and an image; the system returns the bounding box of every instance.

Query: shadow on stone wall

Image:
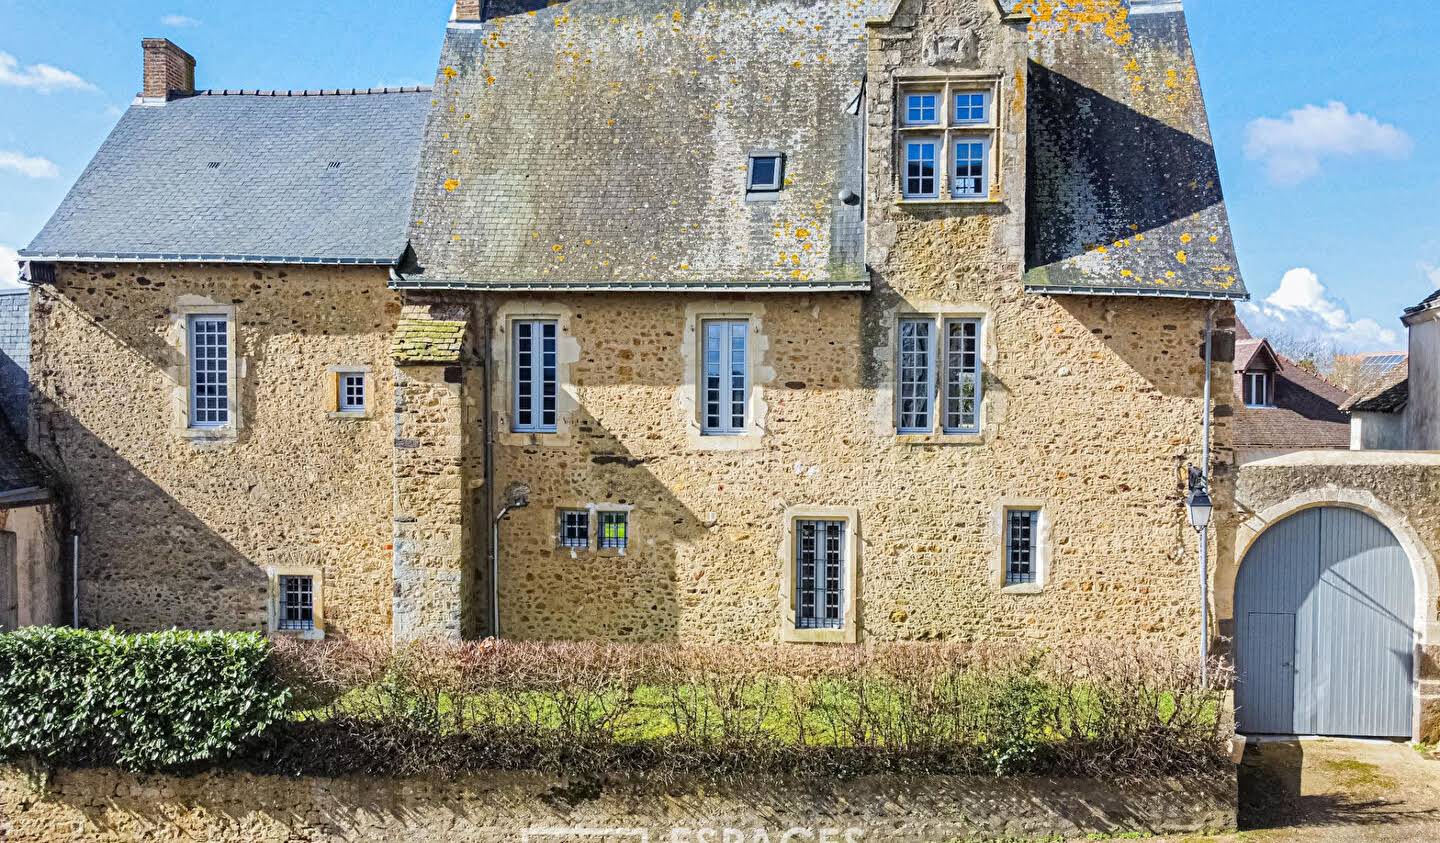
[11,767,1237,841]
[494,404,700,642]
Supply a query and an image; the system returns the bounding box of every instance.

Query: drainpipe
[71,532,79,628]
[481,298,498,638]
[1199,304,1216,686]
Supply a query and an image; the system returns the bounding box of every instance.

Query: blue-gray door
[1235,507,1415,737]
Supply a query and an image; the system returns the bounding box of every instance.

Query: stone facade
[21,0,1238,648]
[29,264,399,639]
[0,766,1238,842]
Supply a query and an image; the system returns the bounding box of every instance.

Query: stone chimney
[453,1,481,20]
[141,38,196,100]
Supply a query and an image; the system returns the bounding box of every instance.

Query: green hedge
[0,628,290,771]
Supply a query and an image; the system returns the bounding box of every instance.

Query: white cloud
[0,150,59,179]
[0,51,97,93]
[1424,262,1440,288]
[1245,102,1412,186]
[1240,267,1400,352]
[0,247,20,289]
[161,14,202,27]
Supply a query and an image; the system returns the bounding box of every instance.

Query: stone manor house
[12,1,1440,741]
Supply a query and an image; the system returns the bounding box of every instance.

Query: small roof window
[747,151,785,196]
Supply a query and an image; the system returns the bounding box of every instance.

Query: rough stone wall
[1228,451,1440,741]
[0,766,1237,842]
[30,264,398,638]
[482,0,1231,645]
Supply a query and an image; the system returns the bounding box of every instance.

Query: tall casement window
[702,319,748,435]
[513,319,558,433]
[1005,509,1039,586]
[1244,371,1271,408]
[795,519,846,630]
[897,316,984,435]
[897,81,998,200]
[897,318,934,432]
[187,314,230,428]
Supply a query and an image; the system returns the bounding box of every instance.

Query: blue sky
[1,1,1436,353]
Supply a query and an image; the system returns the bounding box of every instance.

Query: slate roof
[1405,288,1440,316]
[23,88,430,266]
[1342,360,1409,414]
[398,0,883,292]
[1023,0,1248,300]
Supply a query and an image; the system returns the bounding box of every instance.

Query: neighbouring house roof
[0,418,49,508]
[1023,0,1248,300]
[398,0,881,292]
[22,88,430,266]
[1234,338,1281,373]
[1342,360,1409,414]
[1232,323,1351,450]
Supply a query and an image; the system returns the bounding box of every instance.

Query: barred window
[278,575,314,632]
[599,511,628,550]
[514,319,558,433]
[897,318,934,432]
[188,315,229,428]
[1005,509,1039,586]
[338,372,366,413]
[943,319,982,434]
[795,519,846,630]
[559,509,590,549]
[702,319,748,435]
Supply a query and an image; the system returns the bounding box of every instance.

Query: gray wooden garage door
[1235,507,1414,737]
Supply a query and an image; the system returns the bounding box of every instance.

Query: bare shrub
[261,639,1231,780]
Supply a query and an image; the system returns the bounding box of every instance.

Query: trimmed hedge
[0,628,290,771]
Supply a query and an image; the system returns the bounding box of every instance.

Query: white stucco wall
[1351,411,1407,451]
[1405,309,1440,450]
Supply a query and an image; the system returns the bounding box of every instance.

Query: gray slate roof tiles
[400,0,883,291]
[1023,0,1248,300]
[23,88,430,265]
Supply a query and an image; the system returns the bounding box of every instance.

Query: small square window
[599,511,628,550]
[559,509,590,549]
[278,575,315,631]
[338,372,366,413]
[904,92,939,126]
[952,91,989,125]
[1005,509,1039,586]
[747,153,784,193]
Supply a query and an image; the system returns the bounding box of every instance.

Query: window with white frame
[702,319,748,435]
[898,81,997,200]
[897,318,934,432]
[559,509,590,549]
[794,519,846,630]
[897,316,984,435]
[337,371,366,413]
[278,575,315,631]
[513,319,558,432]
[187,314,230,428]
[1004,509,1039,586]
[598,510,628,551]
[1244,371,1271,408]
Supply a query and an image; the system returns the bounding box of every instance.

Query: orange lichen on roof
[1021,0,1132,46]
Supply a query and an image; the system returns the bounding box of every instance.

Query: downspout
[71,532,79,628]
[1199,303,1216,685]
[482,297,499,638]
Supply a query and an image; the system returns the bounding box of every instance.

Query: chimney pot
[453,1,482,20]
[142,38,196,100]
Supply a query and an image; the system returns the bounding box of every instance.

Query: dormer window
[746,151,785,198]
[897,80,999,201]
[1244,371,1272,407]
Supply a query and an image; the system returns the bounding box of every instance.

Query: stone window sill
[780,625,858,645]
[1000,583,1044,596]
[328,410,372,421]
[896,198,1005,208]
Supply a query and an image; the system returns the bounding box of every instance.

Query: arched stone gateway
[1234,506,1415,737]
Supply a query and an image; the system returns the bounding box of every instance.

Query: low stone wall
[0,766,1236,842]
